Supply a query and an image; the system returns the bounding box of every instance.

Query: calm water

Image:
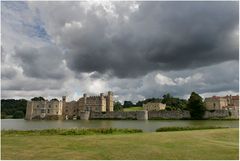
[1,119,239,132]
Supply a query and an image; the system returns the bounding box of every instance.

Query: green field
[123,106,143,111]
[1,128,238,160]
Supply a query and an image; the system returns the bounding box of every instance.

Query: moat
[1,119,238,132]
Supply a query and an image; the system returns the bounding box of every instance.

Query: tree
[51,98,59,101]
[114,101,123,111]
[123,101,134,108]
[31,97,45,101]
[136,101,143,107]
[1,112,7,119]
[1,99,27,117]
[13,111,25,118]
[161,93,187,110]
[187,92,206,119]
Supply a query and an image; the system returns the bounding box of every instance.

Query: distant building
[143,102,166,111]
[204,95,239,110]
[25,91,114,120]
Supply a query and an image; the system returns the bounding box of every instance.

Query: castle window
[37,105,39,108]
[65,109,68,112]
[56,105,57,107]
[47,109,50,113]
[49,105,51,108]
[41,109,45,113]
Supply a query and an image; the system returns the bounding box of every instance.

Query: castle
[204,95,239,110]
[25,91,113,120]
[143,102,166,111]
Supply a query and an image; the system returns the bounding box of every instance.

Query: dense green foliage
[51,98,59,101]
[123,101,134,108]
[1,99,27,118]
[187,92,206,119]
[31,97,45,101]
[1,128,143,136]
[13,111,25,118]
[136,98,162,106]
[114,101,123,111]
[162,93,187,110]
[1,112,7,119]
[156,126,229,132]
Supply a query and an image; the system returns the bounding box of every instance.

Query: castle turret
[62,96,66,116]
[83,93,87,111]
[106,91,113,111]
[25,101,34,120]
[62,96,66,102]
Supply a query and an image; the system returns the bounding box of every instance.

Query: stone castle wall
[89,110,190,120]
[203,109,239,119]
[29,109,238,120]
[148,110,190,119]
[87,109,238,120]
[90,111,140,120]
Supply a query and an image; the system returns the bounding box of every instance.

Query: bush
[156,126,229,132]
[13,111,24,118]
[1,112,7,119]
[1,128,143,136]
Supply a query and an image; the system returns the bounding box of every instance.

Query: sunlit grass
[123,106,143,111]
[1,128,238,160]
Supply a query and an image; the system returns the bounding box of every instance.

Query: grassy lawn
[1,128,238,160]
[123,106,143,111]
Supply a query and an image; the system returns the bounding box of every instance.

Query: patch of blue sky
[21,21,51,42]
[2,1,29,12]
[2,1,52,43]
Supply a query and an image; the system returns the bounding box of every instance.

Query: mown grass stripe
[156,126,229,132]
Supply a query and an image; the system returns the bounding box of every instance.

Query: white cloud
[175,73,203,85]
[64,21,82,29]
[155,73,176,86]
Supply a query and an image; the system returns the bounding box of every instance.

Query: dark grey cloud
[1,66,17,79]
[14,46,66,79]
[59,1,239,78]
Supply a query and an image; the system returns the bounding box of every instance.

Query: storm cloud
[33,1,239,78]
[1,1,239,101]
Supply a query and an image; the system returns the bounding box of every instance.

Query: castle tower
[62,96,66,116]
[106,91,113,112]
[25,101,34,120]
[83,93,87,111]
[100,93,106,112]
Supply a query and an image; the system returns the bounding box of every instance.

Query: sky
[1,1,239,103]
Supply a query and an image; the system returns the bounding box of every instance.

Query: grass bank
[123,106,143,111]
[1,128,238,160]
[1,128,142,136]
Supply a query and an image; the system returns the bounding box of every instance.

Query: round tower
[107,91,113,112]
